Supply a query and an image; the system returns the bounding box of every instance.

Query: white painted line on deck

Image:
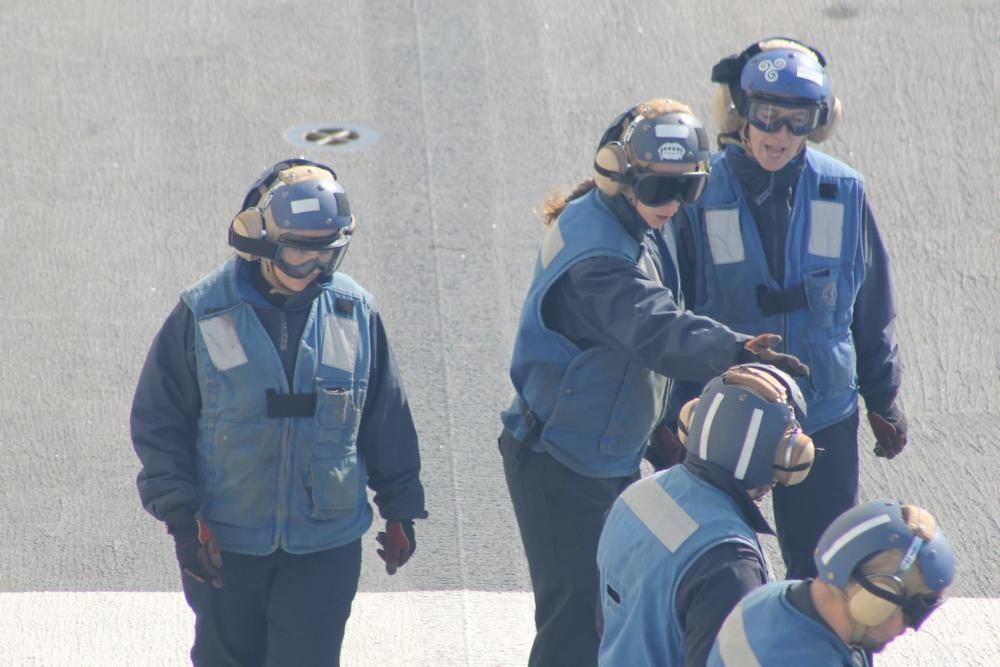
[0,592,996,666]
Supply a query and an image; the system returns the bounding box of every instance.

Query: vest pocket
[803,266,841,329]
[807,332,857,399]
[308,452,359,519]
[201,419,279,529]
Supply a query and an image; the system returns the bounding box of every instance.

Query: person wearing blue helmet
[130,158,428,665]
[710,499,955,665]
[668,38,907,579]
[597,364,815,667]
[499,99,809,667]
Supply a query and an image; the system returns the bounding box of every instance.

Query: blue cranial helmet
[712,38,835,137]
[229,158,356,279]
[815,499,956,591]
[680,364,814,489]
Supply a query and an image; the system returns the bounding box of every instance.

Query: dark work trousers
[772,410,860,579]
[499,429,634,667]
[180,539,362,667]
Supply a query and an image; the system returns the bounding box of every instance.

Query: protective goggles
[746,99,822,136]
[273,232,350,279]
[631,170,709,207]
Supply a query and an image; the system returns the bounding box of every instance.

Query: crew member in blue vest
[669,38,908,580]
[710,499,955,666]
[131,158,428,666]
[499,99,809,667]
[597,363,816,667]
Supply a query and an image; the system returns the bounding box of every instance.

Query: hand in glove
[740,334,810,378]
[377,520,416,575]
[868,404,908,459]
[168,518,223,588]
[645,424,686,471]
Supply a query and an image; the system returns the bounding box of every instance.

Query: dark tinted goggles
[900,593,943,630]
[631,171,709,207]
[747,100,822,136]
[274,233,350,279]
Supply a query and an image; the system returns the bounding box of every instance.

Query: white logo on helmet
[658,142,687,161]
[758,58,787,82]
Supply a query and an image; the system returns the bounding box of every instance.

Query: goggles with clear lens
[746,99,822,136]
[631,170,709,207]
[273,232,350,279]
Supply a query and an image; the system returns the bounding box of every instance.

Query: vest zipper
[279,312,288,352]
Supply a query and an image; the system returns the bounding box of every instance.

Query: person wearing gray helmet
[131,158,428,666]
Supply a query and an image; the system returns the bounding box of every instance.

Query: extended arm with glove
[738,334,810,378]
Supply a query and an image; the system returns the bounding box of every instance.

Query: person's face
[857,608,907,653]
[628,162,698,230]
[746,123,807,172]
[269,228,334,293]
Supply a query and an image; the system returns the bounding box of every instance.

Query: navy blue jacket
[542,191,749,382]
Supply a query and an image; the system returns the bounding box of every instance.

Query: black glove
[168,518,223,588]
[868,404,908,459]
[739,333,810,378]
[377,520,416,575]
[645,424,686,471]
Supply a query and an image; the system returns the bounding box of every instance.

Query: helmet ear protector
[229,158,356,277]
[593,99,711,206]
[678,364,814,488]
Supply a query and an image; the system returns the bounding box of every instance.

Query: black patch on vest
[335,298,354,316]
[266,389,317,418]
[819,182,838,199]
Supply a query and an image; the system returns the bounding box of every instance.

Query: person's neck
[809,579,858,645]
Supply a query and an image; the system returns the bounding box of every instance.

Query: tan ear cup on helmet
[809,95,842,143]
[677,398,699,446]
[594,142,629,197]
[772,429,815,486]
[848,576,904,627]
[230,208,265,261]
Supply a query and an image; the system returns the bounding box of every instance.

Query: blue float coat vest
[500,189,669,477]
[597,466,765,666]
[710,581,868,667]
[180,258,373,555]
[685,147,865,433]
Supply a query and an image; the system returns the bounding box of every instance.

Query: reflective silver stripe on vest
[705,209,745,265]
[637,245,662,284]
[809,200,845,258]
[715,600,762,667]
[198,313,248,371]
[323,313,359,372]
[540,221,566,270]
[620,476,699,553]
